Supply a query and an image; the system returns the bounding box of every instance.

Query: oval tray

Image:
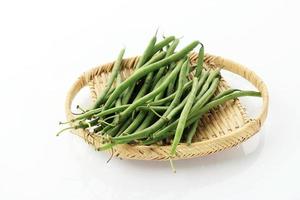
[65,53,269,160]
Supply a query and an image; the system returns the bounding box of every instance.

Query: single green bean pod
[92,48,125,109]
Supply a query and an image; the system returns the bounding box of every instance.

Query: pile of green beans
[58,34,261,157]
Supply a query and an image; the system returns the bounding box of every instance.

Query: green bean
[185,119,199,145]
[97,143,115,151]
[165,40,171,51]
[122,36,175,105]
[104,125,119,136]
[173,77,220,137]
[136,113,156,132]
[151,67,167,88]
[93,48,125,109]
[129,36,177,104]
[71,107,103,122]
[95,102,168,128]
[103,41,200,110]
[165,40,180,96]
[111,63,189,144]
[72,103,125,123]
[183,70,210,140]
[212,89,241,101]
[186,61,191,80]
[78,118,99,129]
[141,90,191,139]
[150,90,261,144]
[152,39,180,87]
[187,90,261,142]
[93,104,166,134]
[100,75,215,139]
[154,58,187,117]
[57,117,100,136]
[169,60,188,106]
[59,36,266,152]
[197,69,220,99]
[114,59,185,138]
[192,78,220,112]
[98,70,122,129]
[95,120,112,134]
[98,89,261,149]
[167,39,180,56]
[93,126,103,134]
[148,81,193,106]
[152,78,219,139]
[121,86,134,105]
[151,59,188,121]
[103,83,166,134]
[83,95,172,122]
[103,97,140,135]
[92,105,127,118]
[116,118,135,136]
[152,36,176,53]
[195,43,204,77]
[167,75,179,97]
[117,59,183,123]
[107,117,134,137]
[133,51,167,102]
[193,90,261,118]
[102,87,115,103]
[142,93,188,141]
[111,116,163,143]
[111,73,123,125]
[111,102,178,143]
[120,111,148,135]
[142,125,175,145]
[170,77,198,156]
[115,74,122,106]
[122,35,157,104]
[196,70,209,92]
[126,77,169,134]
[133,81,166,134]
[136,38,157,69]
[103,73,125,134]
[137,106,168,113]
[164,94,189,121]
[166,74,177,96]
[130,71,168,133]
[148,93,176,106]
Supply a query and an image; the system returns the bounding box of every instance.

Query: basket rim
[64,53,269,160]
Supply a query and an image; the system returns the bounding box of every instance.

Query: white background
[0,0,299,199]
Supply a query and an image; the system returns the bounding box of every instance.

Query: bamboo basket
[65,53,269,160]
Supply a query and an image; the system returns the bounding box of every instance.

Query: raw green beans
[137,106,168,113]
[153,36,176,53]
[195,43,204,77]
[133,51,167,102]
[93,48,125,108]
[212,89,241,101]
[117,59,182,123]
[185,121,198,144]
[152,39,180,87]
[103,41,200,110]
[151,90,261,143]
[121,34,157,105]
[121,111,147,135]
[170,77,198,156]
[58,35,262,160]
[197,69,220,99]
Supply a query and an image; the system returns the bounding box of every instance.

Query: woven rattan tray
[65,53,268,160]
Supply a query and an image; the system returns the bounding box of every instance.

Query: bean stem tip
[56,127,73,136]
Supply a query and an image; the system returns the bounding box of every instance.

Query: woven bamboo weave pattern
[65,53,268,160]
